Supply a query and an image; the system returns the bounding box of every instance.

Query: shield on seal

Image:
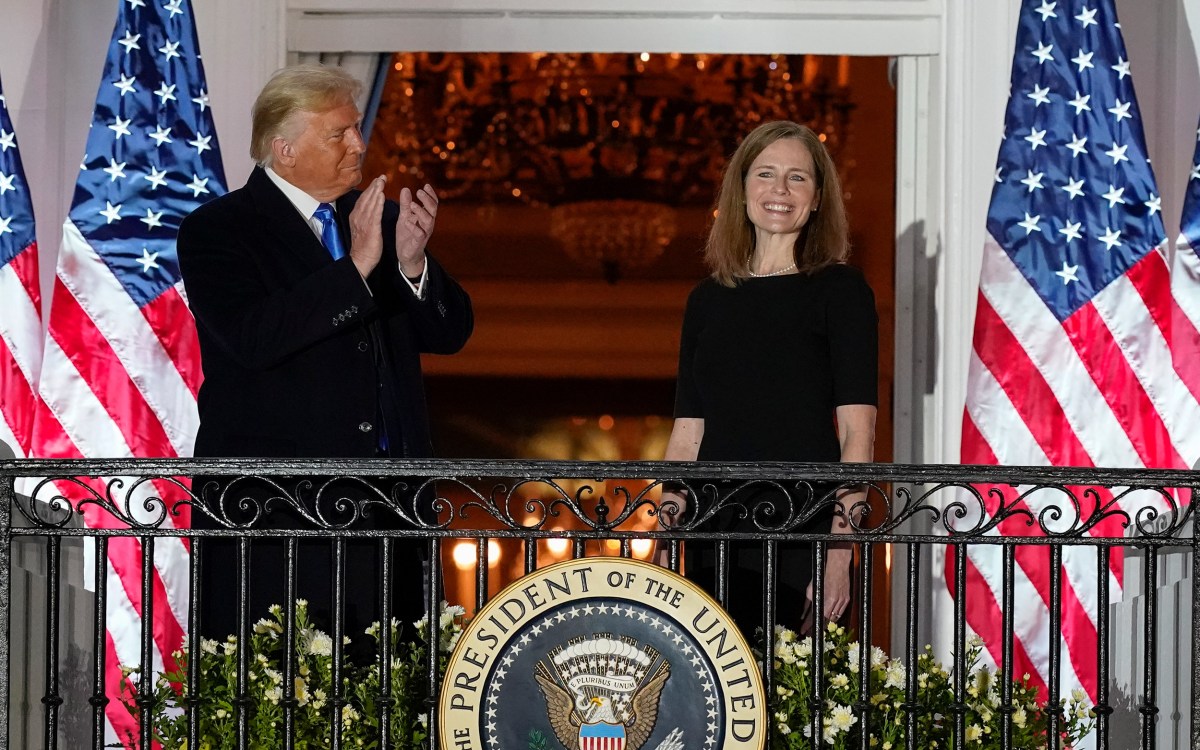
[580,720,626,750]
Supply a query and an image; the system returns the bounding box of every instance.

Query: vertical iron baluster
[139,537,156,749]
[0,474,11,749]
[715,540,729,610]
[282,538,298,750]
[43,535,62,750]
[236,537,250,749]
[952,543,966,750]
[1000,544,1015,750]
[811,540,827,747]
[573,538,586,560]
[428,537,443,750]
[476,537,489,613]
[667,539,680,573]
[331,536,346,750]
[187,535,201,744]
[91,536,110,750]
[1047,546,1062,750]
[904,543,921,750]
[1191,522,1200,750]
[525,538,537,574]
[856,543,873,750]
[378,536,394,748]
[620,538,631,558]
[762,540,777,703]
[1096,545,1111,749]
[1141,543,1158,750]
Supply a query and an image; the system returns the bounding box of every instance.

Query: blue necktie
[313,203,346,260]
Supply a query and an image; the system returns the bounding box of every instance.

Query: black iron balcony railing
[1,458,1196,750]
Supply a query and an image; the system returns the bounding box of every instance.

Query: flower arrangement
[769,623,1095,749]
[111,599,466,750]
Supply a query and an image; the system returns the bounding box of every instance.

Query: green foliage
[768,622,1095,749]
[527,728,549,750]
[110,600,466,750]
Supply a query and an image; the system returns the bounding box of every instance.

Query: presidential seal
[440,557,766,750]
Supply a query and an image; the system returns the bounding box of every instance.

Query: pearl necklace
[746,263,797,277]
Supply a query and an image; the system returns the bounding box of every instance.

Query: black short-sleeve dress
[673,263,878,636]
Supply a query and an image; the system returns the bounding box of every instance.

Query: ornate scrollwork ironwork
[3,464,1194,545]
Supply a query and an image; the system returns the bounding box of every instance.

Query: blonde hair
[704,120,849,286]
[250,64,363,167]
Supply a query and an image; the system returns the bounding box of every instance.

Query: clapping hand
[348,175,386,277]
[396,184,438,278]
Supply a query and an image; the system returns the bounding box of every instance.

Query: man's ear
[272,136,295,168]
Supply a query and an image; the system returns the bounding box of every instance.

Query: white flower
[341,705,360,726]
[201,638,220,655]
[795,638,813,659]
[829,704,857,733]
[830,674,850,689]
[885,661,905,690]
[418,712,429,728]
[871,646,888,668]
[1012,706,1027,728]
[440,610,460,629]
[265,686,282,705]
[308,632,333,656]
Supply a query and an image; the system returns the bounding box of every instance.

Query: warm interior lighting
[630,538,654,558]
[364,51,856,282]
[452,541,476,569]
[546,537,570,557]
[604,539,621,553]
[885,543,892,574]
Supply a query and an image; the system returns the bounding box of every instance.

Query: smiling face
[743,137,820,242]
[273,98,365,201]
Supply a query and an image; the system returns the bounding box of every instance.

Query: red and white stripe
[581,737,626,750]
[0,239,41,458]
[33,219,198,745]
[956,236,1200,705]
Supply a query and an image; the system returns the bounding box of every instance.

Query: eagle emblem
[534,634,671,750]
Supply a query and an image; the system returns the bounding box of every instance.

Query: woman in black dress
[661,120,878,638]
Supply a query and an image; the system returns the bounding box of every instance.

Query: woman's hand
[652,490,688,568]
[655,418,703,569]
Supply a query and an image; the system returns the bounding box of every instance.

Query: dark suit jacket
[178,167,473,459]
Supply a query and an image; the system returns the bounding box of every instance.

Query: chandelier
[364,52,855,281]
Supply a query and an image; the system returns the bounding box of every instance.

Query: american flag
[0,74,42,460]
[954,0,1200,709]
[1173,118,1200,356]
[30,0,226,743]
